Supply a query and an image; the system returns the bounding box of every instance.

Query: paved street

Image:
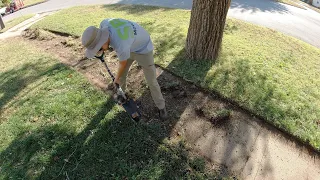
[2,0,320,48]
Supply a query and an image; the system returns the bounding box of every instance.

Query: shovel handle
[95,52,115,81]
[95,53,126,100]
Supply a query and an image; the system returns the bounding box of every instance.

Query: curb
[0,12,54,39]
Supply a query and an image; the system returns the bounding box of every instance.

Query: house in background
[312,0,320,7]
[304,0,320,8]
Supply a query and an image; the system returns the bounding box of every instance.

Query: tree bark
[186,0,231,61]
[0,15,5,30]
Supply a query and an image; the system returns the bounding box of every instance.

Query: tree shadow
[231,0,291,14]
[0,35,227,180]
[0,54,294,179]
[1,3,309,179]
[0,78,223,179]
[204,58,295,127]
[0,60,68,116]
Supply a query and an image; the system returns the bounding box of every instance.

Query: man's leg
[132,51,166,112]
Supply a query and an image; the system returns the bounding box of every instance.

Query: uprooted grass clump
[195,101,232,126]
[22,28,55,40]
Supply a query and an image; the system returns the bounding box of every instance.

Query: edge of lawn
[28,4,320,153]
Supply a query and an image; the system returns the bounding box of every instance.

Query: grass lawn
[31,5,320,150]
[23,0,46,7]
[0,14,34,33]
[0,39,223,179]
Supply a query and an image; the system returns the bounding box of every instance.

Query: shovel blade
[122,99,141,122]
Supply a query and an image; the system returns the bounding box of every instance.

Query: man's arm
[114,60,127,85]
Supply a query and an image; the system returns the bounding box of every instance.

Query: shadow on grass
[0,81,219,179]
[0,54,221,179]
[0,57,276,179]
[0,60,67,115]
[205,58,301,131]
[0,7,221,178]
[0,4,280,179]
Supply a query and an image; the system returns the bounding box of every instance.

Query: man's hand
[113,78,121,86]
[113,78,120,91]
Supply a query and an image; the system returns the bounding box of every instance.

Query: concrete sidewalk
[0,12,55,40]
[173,91,320,179]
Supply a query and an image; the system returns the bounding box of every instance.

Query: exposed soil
[21,28,235,175]
[22,28,232,126]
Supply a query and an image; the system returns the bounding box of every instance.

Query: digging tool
[95,52,141,122]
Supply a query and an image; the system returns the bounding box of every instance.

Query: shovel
[95,52,141,122]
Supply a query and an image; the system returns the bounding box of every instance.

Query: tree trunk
[186,0,231,61]
[0,15,5,30]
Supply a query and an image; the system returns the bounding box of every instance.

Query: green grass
[23,0,46,7]
[0,14,34,33]
[0,39,223,178]
[31,5,320,150]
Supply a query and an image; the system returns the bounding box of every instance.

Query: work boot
[159,107,168,120]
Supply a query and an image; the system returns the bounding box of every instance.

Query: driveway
[2,0,320,48]
[229,0,320,48]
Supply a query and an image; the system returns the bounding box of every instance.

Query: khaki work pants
[119,51,165,110]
